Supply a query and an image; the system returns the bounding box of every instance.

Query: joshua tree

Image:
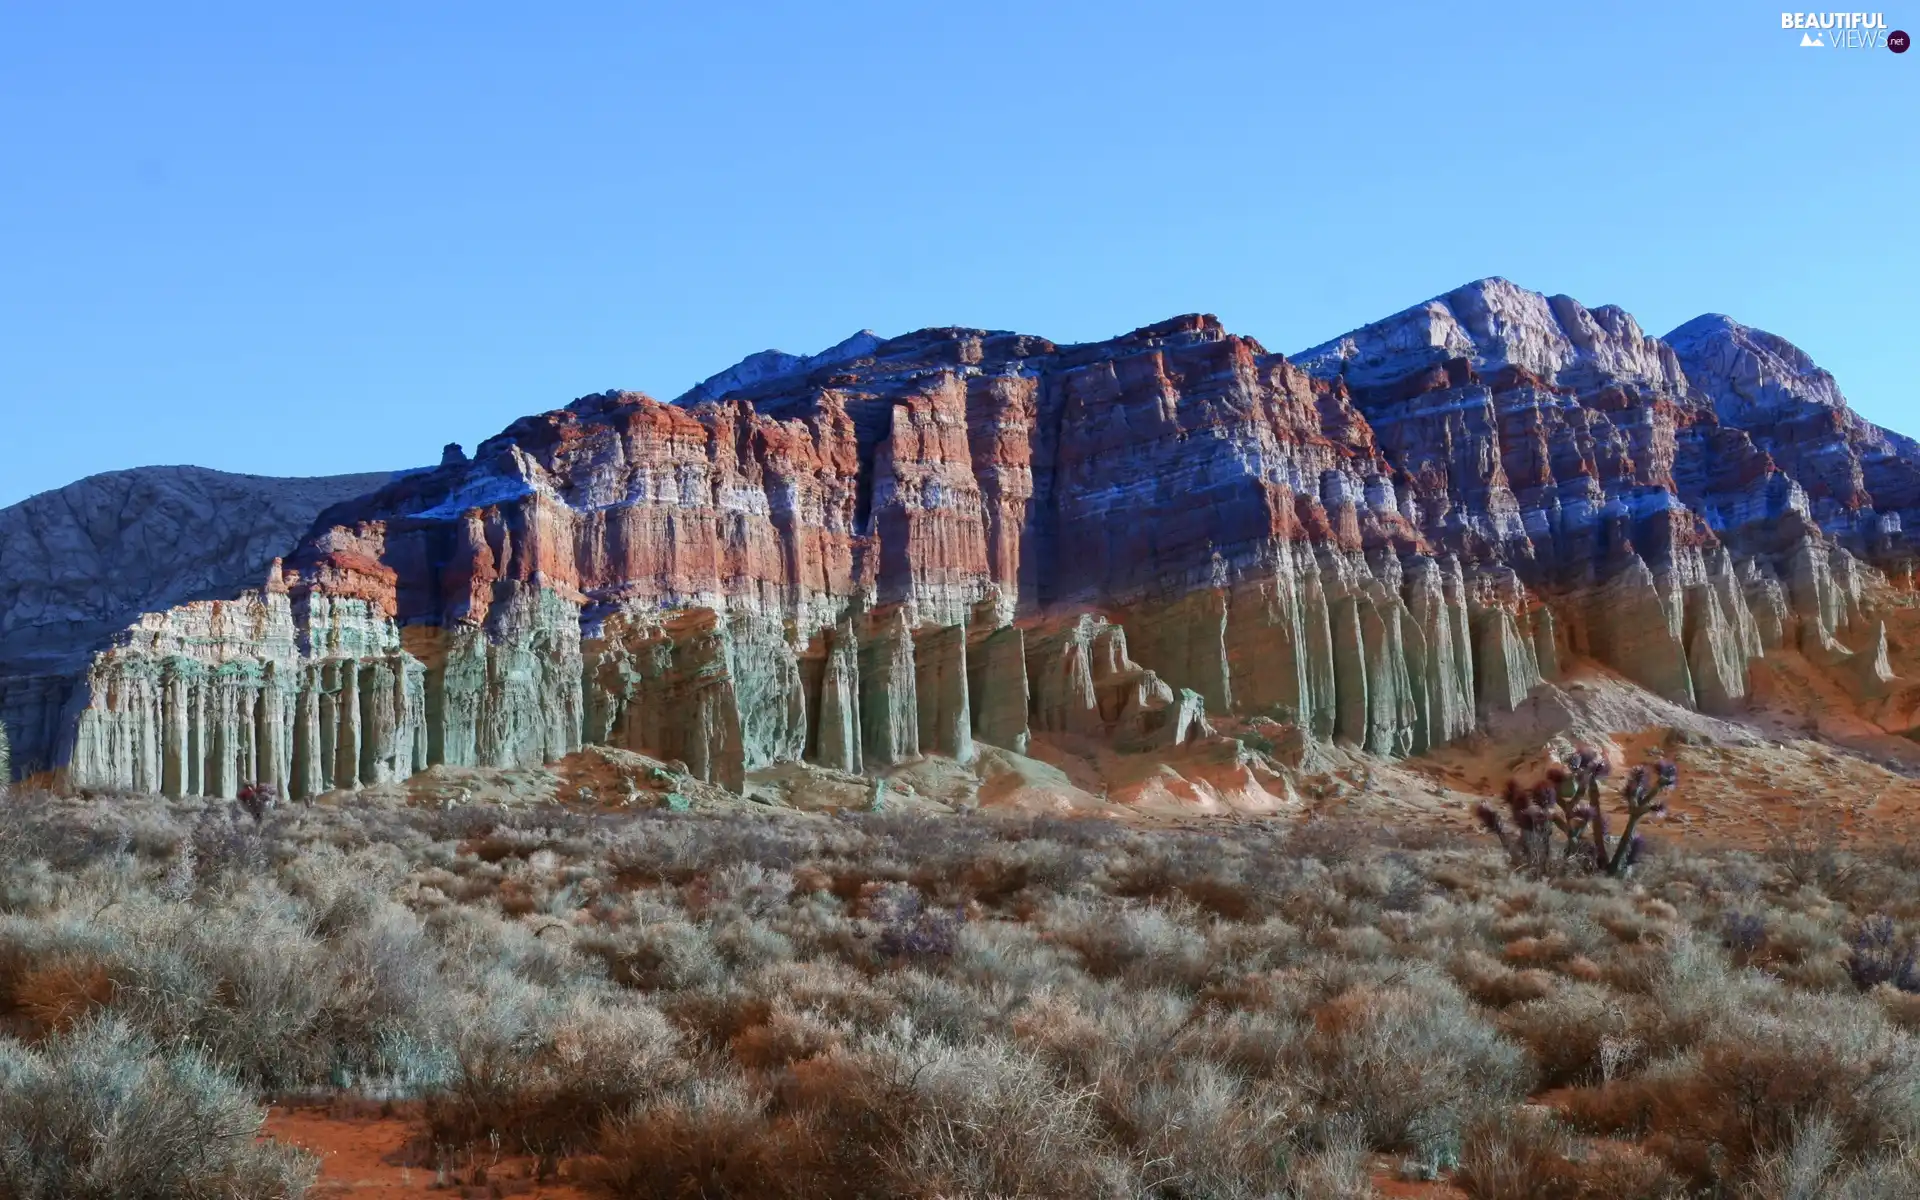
[1597,760,1678,877]
[1476,749,1676,877]
[1545,747,1611,861]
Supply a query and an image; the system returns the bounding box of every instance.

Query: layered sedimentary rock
[12,277,1920,792]
[62,577,426,799]
[803,618,863,773]
[0,467,398,778]
[1292,277,1907,724]
[966,621,1030,753]
[1026,614,1209,749]
[912,624,973,762]
[857,607,921,769]
[1668,314,1920,563]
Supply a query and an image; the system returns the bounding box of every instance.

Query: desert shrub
[1641,931,1758,1056]
[0,860,58,916]
[1743,1110,1845,1200]
[590,1039,1133,1200]
[1204,915,1303,977]
[1298,967,1531,1158]
[866,885,962,962]
[1768,824,1863,895]
[0,1017,315,1199]
[577,915,722,992]
[1456,1107,1678,1199]
[1455,1107,1578,1198]
[1281,1119,1375,1200]
[5,959,117,1039]
[1810,1148,1920,1200]
[875,1038,1132,1198]
[428,982,687,1153]
[1501,981,1648,1087]
[1721,910,1769,966]
[21,784,1920,1192]
[1452,950,1556,1008]
[1558,1002,1920,1188]
[99,889,443,1091]
[727,1004,841,1071]
[583,1076,822,1199]
[1846,915,1920,992]
[1096,1055,1306,1199]
[1046,897,1213,990]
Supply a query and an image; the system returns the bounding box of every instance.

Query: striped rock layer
[11,279,1917,793]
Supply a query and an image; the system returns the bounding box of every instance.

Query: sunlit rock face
[9,279,1917,792]
[0,466,399,780]
[1291,277,1901,721]
[1666,313,1920,556]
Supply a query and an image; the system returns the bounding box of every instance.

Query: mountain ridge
[4,279,1915,803]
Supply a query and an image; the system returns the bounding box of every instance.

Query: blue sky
[1,2,1914,507]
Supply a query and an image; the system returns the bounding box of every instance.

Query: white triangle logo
[1800,31,1825,45]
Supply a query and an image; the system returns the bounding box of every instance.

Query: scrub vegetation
[4,781,1920,1197]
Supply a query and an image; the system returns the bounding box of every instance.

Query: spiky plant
[1476,751,1675,877]
[1597,760,1677,877]
[1543,756,1603,863]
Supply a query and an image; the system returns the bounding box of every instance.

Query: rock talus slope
[8,279,1920,801]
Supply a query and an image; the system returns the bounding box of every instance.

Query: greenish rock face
[1589,555,1695,708]
[67,591,431,800]
[1473,605,1542,717]
[63,587,530,799]
[61,492,1836,800]
[912,624,972,762]
[1026,614,1109,737]
[965,625,1028,753]
[807,620,863,773]
[726,613,808,771]
[858,609,919,768]
[584,607,745,792]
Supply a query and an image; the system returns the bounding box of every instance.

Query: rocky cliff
[9,279,1916,797]
[0,466,400,779]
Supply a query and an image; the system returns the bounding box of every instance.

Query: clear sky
[1,2,1914,507]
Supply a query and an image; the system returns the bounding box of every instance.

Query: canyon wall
[0,466,401,780]
[8,278,1915,793]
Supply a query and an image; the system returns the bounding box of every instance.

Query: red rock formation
[20,277,1920,795]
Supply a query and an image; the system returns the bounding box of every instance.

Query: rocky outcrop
[675,330,883,408]
[1025,613,1208,749]
[858,607,920,769]
[584,606,744,791]
[1291,277,1913,724]
[912,624,972,762]
[0,467,399,779]
[15,277,1920,793]
[966,622,1030,753]
[1668,314,1920,563]
[62,581,426,798]
[804,618,862,773]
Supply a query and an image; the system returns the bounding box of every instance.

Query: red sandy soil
[266,1111,1477,1199]
[1368,1155,1470,1196]
[264,1106,589,1199]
